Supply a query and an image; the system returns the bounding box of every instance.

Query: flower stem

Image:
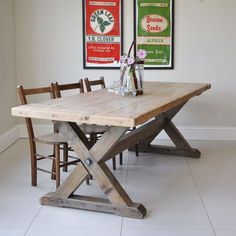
[128,41,135,57]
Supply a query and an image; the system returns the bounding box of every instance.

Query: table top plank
[12,82,211,127]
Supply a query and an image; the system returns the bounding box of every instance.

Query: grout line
[0,138,20,155]
[120,212,124,236]
[186,158,217,236]
[23,205,43,236]
[120,151,130,236]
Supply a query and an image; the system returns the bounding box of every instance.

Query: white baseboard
[0,126,19,154]
[156,126,236,141]
[18,124,236,141]
[0,124,236,154]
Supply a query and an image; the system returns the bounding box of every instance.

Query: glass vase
[120,63,128,87]
[135,61,144,95]
[126,66,137,95]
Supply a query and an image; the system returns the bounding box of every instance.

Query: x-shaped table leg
[129,102,201,158]
[40,122,147,219]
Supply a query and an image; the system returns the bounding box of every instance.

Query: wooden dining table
[12,81,210,219]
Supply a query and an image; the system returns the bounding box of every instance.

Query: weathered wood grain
[102,115,167,162]
[164,120,192,149]
[129,144,201,158]
[40,193,146,219]
[90,126,127,162]
[53,162,89,199]
[56,121,133,206]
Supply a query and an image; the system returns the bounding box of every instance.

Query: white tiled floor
[0,139,236,236]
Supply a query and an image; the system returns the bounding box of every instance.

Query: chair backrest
[84,76,106,92]
[51,80,84,99]
[17,85,54,140]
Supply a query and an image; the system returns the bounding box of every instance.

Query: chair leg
[30,142,37,186]
[112,156,116,170]
[90,133,96,146]
[63,143,68,172]
[119,152,123,165]
[55,144,60,188]
[135,143,139,157]
[51,146,56,180]
[86,177,90,185]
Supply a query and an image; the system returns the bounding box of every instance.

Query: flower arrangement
[108,41,146,96]
[119,41,147,95]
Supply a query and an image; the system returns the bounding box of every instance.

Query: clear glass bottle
[135,61,144,95]
[120,62,128,87]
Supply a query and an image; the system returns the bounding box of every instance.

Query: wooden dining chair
[17,85,80,188]
[84,77,130,170]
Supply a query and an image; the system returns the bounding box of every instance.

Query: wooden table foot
[40,193,147,219]
[129,144,201,158]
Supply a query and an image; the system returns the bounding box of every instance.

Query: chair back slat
[84,76,106,92]
[51,80,84,99]
[23,86,52,96]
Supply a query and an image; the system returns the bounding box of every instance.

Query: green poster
[135,0,174,69]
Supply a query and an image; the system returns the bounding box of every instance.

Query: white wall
[0,0,17,134]
[14,0,236,128]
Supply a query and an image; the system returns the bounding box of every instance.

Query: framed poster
[134,0,174,69]
[82,0,123,69]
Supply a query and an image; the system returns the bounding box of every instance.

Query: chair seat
[79,124,109,134]
[34,124,108,145]
[34,133,69,145]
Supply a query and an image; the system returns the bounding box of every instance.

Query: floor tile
[0,227,27,236]
[123,195,212,230]
[122,228,215,236]
[187,141,236,198]
[215,230,236,236]
[127,156,199,199]
[31,206,122,228]
[0,195,41,227]
[0,153,54,197]
[0,139,28,168]
[204,198,236,230]
[26,227,121,236]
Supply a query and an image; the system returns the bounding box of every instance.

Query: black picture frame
[82,0,123,69]
[134,0,174,69]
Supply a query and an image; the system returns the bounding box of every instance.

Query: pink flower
[137,49,147,59]
[127,57,135,65]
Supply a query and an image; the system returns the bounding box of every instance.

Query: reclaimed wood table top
[12,82,211,127]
